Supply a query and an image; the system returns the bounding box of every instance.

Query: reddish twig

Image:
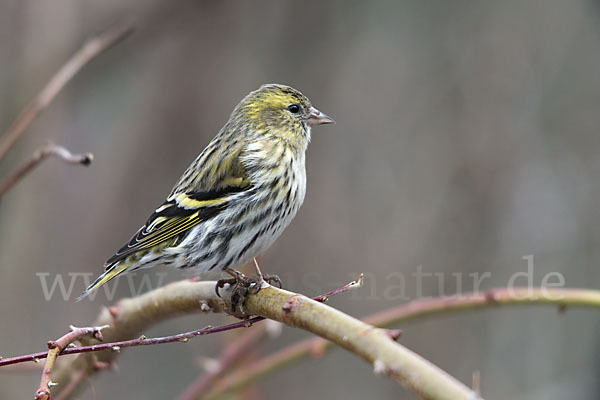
[0,321,258,368]
[0,20,133,161]
[0,142,93,196]
[311,273,363,303]
[34,325,108,400]
[0,280,359,369]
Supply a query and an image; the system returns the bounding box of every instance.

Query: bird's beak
[307,107,335,126]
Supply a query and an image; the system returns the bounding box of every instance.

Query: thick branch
[53,280,476,400]
[1,278,364,369]
[0,20,133,161]
[239,285,478,399]
[33,279,354,398]
[206,287,600,398]
[174,277,364,400]
[5,285,600,399]
[37,278,476,400]
[0,143,93,196]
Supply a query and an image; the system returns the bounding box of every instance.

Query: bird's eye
[287,104,300,114]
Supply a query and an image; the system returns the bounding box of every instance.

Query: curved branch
[29,278,477,400]
[206,287,600,398]
[175,276,365,400]
[7,279,356,398]
[5,285,600,399]
[1,278,364,369]
[0,20,133,161]
[239,285,478,400]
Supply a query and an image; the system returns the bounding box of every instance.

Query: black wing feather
[105,185,247,267]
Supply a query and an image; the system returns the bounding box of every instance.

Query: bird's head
[231,84,334,147]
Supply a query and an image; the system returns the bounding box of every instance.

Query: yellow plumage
[79,84,333,301]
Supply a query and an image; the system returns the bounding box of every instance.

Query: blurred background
[2,0,600,398]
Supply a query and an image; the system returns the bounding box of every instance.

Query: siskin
[79,84,334,301]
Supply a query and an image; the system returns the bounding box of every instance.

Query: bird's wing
[105,149,251,267]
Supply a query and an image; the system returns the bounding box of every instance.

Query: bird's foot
[215,268,283,314]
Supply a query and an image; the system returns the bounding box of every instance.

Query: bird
[78,84,334,304]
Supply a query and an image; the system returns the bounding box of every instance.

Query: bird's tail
[76,263,129,302]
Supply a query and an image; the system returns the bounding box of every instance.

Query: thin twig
[203,287,600,399]
[0,143,93,197]
[311,273,363,303]
[0,20,134,161]
[0,318,259,368]
[34,325,108,400]
[0,281,346,369]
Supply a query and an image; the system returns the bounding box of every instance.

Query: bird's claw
[215,278,238,298]
[262,274,282,289]
[214,270,283,315]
